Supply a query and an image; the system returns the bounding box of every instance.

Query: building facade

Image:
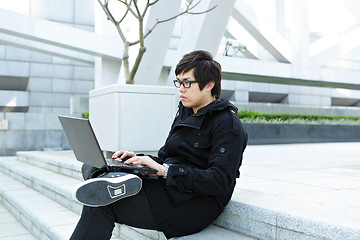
[1,0,360,154]
[0,1,94,114]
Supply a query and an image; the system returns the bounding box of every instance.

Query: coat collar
[175,98,237,130]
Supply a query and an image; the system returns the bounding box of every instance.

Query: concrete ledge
[17,151,83,180]
[0,129,70,156]
[236,103,360,117]
[244,123,360,145]
[11,152,253,240]
[0,154,250,240]
[0,202,36,240]
[112,217,255,240]
[215,200,360,240]
[4,150,359,240]
[0,113,72,156]
[0,171,79,240]
[175,225,254,240]
[0,160,125,240]
[0,156,82,214]
[0,90,29,107]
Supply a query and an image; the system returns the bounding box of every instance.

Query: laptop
[58,115,157,175]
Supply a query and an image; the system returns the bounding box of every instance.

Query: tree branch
[141,0,151,20]
[132,0,142,20]
[141,1,217,41]
[120,0,140,20]
[142,0,159,18]
[118,0,132,23]
[97,0,115,24]
[187,5,217,15]
[97,0,217,84]
[148,0,159,6]
[97,0,128,42]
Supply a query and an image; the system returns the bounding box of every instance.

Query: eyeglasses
[173,79,198,88]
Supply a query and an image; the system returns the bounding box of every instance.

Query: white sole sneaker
[73,173,142,207]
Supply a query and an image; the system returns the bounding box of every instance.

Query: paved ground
[0,142,359,239]
[0,203,36,240]
[233,142,360,231]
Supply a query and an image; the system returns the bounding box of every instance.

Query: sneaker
[73,172,142,207]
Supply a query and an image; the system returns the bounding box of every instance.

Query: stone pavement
[0,203,36,240]
[0,142,359,239]
[232,142,360,238]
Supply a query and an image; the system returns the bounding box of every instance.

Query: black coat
[144,98,248,238]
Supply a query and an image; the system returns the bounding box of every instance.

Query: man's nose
[179,84,186,91]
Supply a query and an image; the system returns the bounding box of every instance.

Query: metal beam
[219,56,360,90]
[134,0,182,85]
[310,26,360,66]
[0,8,122,61]
[168,0,236,82]
[224,26,258,59]
[172,0,236,56]
[232,0,291,63]
[0,33,94,64]
[223,72,360,90]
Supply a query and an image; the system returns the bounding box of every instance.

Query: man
[70,50,248,239]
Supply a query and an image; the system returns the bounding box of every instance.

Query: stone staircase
[0,151,255,240]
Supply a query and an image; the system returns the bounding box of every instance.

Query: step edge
[0,159,83,214]
[11,153,360,239]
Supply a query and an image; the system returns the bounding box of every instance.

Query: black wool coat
[144,98,248,238]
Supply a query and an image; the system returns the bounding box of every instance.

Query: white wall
[0,0,95,114]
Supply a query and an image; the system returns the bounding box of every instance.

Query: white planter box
[89,84,177,152]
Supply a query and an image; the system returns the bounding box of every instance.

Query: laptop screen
[58,115,109,170]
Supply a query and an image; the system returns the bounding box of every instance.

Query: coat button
[194,142,199,147]
[220,147,226,153]
[179,168,184,173]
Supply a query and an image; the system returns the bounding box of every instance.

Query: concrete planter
[243,123,360,145]
[89,84,177,152]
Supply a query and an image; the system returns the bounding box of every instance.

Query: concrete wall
[0,112,70,156]
[0,0,95,114]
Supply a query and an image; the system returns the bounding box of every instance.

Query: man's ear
[206,81,215,92]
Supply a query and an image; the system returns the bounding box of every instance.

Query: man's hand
[112,150,136,160]
[112,150,166,176]
[124,155,166,177]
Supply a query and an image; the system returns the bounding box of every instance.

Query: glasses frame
[173,79,198,88]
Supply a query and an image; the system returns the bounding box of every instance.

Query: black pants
[70,189,161,240]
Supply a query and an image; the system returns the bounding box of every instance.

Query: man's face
[176,69,213,114]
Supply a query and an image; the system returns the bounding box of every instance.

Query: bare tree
[97,0,216,84]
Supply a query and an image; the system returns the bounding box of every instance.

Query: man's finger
[112,150,123,159]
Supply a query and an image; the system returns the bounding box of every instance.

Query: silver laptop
[58,115,157,175]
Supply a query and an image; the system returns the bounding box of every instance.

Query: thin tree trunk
[128,47,146,83]
[128,15,146,84]
[97,0,216,84]
[122,42,131,84]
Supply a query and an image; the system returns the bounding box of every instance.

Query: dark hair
[175,50,221,97]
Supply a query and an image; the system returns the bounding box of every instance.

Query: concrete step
[16,151,83,181]
[10,152,272,239]
[8,150,360,240]
[0,156,83,214]
[0,153,255,240]
[0,201,36,240]
[0,158,125,240]
[0,170,81,240]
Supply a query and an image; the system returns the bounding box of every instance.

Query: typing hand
[112,150,136,161]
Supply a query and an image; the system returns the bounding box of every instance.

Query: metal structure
[0,0,360,113]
